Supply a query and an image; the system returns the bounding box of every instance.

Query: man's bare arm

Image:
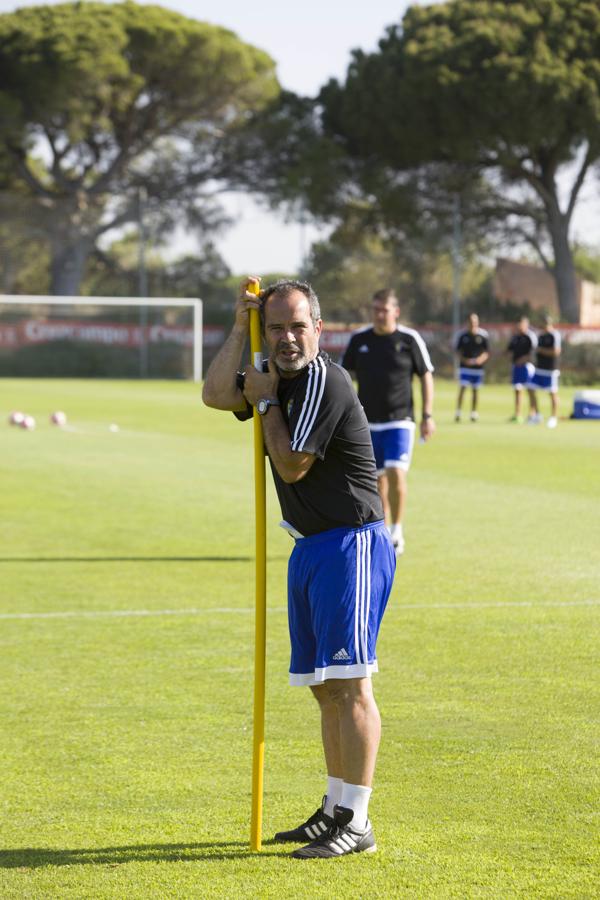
[420,369,436,441]
[202,278,261,411]
[260,408,316,484]
[242,359,316,484]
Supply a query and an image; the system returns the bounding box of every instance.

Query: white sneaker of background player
[527,413,543,424]
[547,416,558,429]
[388,524,405,557]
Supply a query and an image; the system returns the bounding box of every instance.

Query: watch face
[257,399,267,414]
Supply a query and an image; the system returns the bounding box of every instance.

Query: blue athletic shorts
[512,362,535,389]
[529,368,559,393]
[369,421,416,474]
[287,521,395,687]
[458,367,484,388]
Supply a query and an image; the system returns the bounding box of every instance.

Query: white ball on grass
[50,410,67,426]
[9,411,25,426]
[20,415,36,430]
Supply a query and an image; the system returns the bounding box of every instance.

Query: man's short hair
[261,279,321,327]
[372,289,399,306]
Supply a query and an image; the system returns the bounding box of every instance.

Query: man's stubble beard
[274,341,318,374]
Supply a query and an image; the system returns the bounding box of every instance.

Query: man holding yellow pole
[202,277,395,859]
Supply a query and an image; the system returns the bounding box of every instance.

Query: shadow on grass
[0,840,290,868]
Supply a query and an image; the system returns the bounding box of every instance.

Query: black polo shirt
[536,329,561,370]
[507,331,537,363]
[455,328,489,368]
[236,351,383,536]
[341,325,434,422]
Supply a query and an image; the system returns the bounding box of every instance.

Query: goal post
[0,295,203,381]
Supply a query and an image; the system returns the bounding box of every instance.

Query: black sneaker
[291,805,376,858]
[273,796,334,843]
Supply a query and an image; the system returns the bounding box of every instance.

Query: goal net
[0,295,203,381]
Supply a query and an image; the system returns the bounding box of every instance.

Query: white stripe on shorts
[362,530,371,666]
[354,531,362,664]
[354,530,372,666]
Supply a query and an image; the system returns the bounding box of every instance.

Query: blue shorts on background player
[369,420,416,474]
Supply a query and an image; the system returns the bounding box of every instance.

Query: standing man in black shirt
[529,314,561,428]
[506,316,539,423]
[454,313,490,422]
[203,278,395,859]
[341,289,435,557]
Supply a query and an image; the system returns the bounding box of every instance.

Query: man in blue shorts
[506,316,538,423]
[529,315,561,428]
[203,278,395,859]
[341,289,435,557]
[454,313,490,422]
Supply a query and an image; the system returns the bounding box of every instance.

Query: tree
[0,1,278,295]
[319,0,600,322]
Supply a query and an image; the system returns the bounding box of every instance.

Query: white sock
[340,782,372,830]
[324,776,343,816]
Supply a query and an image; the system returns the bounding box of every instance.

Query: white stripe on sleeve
[397,325,434,372]
[291,356,327,452]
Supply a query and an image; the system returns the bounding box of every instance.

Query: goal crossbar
[0,295,203,382]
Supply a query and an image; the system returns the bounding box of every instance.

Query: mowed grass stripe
[1,598,599,620]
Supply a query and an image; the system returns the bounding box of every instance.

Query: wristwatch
[256,398,280,416]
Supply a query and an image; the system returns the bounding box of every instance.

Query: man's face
[518,317,529,334]
[468,313,479,332]
[372,299,400,335]
[263,290,322,376]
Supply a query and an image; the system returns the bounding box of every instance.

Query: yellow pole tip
[247,279,261,297]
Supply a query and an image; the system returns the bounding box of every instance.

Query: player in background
[341,289,435,557]
[454,313,490,422]
[506,316,538,423]
[529,315,561,428]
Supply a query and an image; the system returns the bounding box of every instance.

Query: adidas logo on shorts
[332,648,352,661]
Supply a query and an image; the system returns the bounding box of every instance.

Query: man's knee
[311,683,334,709]
[323,677,374,709]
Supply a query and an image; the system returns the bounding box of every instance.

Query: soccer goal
[0,295,203,381]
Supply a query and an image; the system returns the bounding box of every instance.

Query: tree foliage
[319,0,600,321]
[0,1,279,294]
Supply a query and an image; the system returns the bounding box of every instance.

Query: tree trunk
[50,236,93,296]
[547,219,579,323]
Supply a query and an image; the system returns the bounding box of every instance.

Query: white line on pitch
[0,599,598,621]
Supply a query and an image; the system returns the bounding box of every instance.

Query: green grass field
[1,377,598,898]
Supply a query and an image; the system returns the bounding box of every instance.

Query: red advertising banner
[0,319,195,349]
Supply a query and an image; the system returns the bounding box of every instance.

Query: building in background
[494,258,600,326]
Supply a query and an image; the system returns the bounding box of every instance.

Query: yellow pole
[248,280,266,851]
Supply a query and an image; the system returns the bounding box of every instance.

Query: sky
[2,0,599,273]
